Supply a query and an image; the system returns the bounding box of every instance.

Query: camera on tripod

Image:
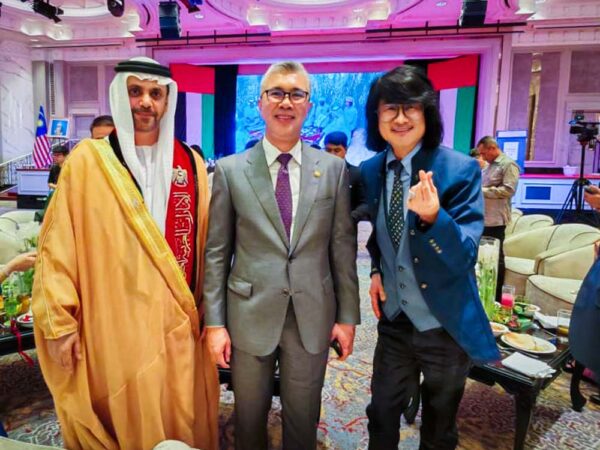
[557,113,600,223]
[569,113,599,144]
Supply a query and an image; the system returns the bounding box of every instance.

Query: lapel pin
[314,170,321,178]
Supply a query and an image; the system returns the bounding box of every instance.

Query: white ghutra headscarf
[109,56,178,234]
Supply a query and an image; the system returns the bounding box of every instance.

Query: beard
[131,108,159,132]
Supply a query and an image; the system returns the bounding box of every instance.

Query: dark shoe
[572,393,587,412]
[563,358,575,374]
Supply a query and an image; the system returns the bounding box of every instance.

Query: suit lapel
[407,146,437,226]
[244,144,290,248]
[290,144,320,253]
[410,146,436,186]
[368,152,387,224]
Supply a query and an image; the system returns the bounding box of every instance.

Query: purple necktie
[275,153,293,240]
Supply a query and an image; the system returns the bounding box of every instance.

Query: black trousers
[483,225,506,303]
[366,313,471,450]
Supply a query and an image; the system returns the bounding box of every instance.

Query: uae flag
[170,64,216,158]
[33,106,53,168]
[428,55,479,154]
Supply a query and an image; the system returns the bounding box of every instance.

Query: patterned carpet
[2,223,600,449]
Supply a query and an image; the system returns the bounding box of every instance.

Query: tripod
[556,139,598,224]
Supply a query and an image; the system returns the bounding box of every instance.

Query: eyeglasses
[377,103,423,123]
[263,88,310,104]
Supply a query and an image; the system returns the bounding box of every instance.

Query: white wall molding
[495,33,513,133]
[31,43,144,63]
[513,27,600,48]
[530,0,600,22]
[0,39,31,57]
[0,38,34,162]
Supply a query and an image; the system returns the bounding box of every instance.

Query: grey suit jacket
[203,141,360,356]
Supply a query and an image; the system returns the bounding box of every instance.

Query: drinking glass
[557,309,571,342]
[501,285,515,305]
[477,237,500,319]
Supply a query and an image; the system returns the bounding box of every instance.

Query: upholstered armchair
[504,224,600,295]
[526,243,597,315]
[0,230,24,265]
[0,212,40,265]
[0,210,37,224]
[505,213,554,237]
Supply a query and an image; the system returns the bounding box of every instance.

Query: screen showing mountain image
[235,71,383,164]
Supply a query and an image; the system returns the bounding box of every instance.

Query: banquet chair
[504,223,600,295]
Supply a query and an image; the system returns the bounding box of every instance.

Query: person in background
[469,147,487,169]
[477,136,520,302]
[90,115,115,139]
[47,145,69,190]
[324,131,368,222]
[190,144,206,161]
[361,65,499,450]
[569,185,600,406]
[0,250,37,437]
[204,61,360,450]
[0,251,37,283]
[190,144,212,192]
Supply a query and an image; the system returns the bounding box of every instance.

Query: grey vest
[376,192,441,331]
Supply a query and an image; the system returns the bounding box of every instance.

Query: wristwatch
[369,267,381,278]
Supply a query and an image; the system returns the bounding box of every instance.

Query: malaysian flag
[33,106,53,168]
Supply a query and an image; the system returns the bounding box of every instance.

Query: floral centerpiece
[476,237,500,319]
[1,268,34,323]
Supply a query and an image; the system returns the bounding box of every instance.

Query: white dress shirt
[262,137,302,240]
[135,144,169,232]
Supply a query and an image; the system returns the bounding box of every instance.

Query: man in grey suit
[203,61,360,450]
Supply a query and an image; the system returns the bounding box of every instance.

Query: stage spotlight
[32,0,63,23]
[459,0,487,27]
[158,1,181,39]
[107,0,124,17]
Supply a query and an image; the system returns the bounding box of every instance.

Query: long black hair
[365,65,443,152]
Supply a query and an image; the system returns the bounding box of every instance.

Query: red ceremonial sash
[165,140,198,290]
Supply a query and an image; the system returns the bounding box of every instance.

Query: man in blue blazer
[569,187,600,406]
[360,65,500,450]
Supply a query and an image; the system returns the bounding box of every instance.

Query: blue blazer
[360,146,500,364]
[569,258,600,374]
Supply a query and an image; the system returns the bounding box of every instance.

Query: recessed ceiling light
[30,38,39,41]
[436,1,447,6]
[194,12,204,19]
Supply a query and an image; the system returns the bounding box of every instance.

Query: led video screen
[235,71,383,164]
